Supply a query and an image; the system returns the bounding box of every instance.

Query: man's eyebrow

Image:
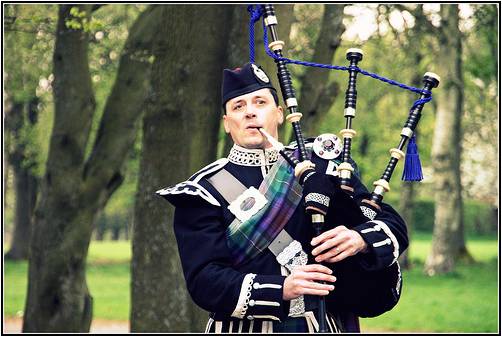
[230,99,244,105]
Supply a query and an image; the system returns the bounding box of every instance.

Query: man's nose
[245,106,257,118]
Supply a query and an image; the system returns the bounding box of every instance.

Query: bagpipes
[258,4,440,326]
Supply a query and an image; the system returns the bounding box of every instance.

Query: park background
[3,3,499,333]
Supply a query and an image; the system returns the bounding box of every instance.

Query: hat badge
[251,64,270,83]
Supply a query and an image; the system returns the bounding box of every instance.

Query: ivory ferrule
[286,112,302,123]
[373,179,390,195]
[285,97,298,108]
[268,40,284,51]
[264,15,278,26]
[389,148,405,160]
[311,214,324,223]
[400,127,414,138]
[347,48,364,56]
[337,162,354,179]
[294,160,315,179]
[340,128,357,139]
[424,72,441,83]
[344,107,356,117]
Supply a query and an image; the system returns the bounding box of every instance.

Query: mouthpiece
[259,128,284,150]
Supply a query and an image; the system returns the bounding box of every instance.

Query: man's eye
[257,100,266,105]
[233,104,243,111]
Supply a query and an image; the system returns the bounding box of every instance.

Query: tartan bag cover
[226,157,303,266]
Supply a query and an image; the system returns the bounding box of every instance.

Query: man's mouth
[246,125,262,130]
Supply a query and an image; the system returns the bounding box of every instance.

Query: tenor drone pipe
[261,4,308,163]
[339,49,364,193]
[363,72,440,210]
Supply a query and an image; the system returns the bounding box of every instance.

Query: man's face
[223,88,284,149]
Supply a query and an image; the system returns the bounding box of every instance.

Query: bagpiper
[157,63,408,333]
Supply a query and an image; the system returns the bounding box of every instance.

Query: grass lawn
[360,232,499,332]
[4,241,131,321]
[4,233,499,332]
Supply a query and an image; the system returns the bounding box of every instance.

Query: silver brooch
[313,133,342,160]
[251,64,270,83]
[228,187,268,222]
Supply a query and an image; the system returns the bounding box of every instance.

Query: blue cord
[255,14,433,110]
[247,5,263,63]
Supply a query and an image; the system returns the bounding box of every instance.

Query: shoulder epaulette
[156,158,229,207]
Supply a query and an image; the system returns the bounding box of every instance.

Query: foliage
[386,197,498,235]
[4,4,57,177]
[3,4,145,239]
[461,4,498,205]
[5,235,497,330]
[65,6,104,32]
[281,4,498,206]
[4,4,497,241]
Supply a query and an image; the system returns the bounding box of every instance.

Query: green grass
[4,241,131,321]
[87,240,131,264]
[360,232,499,332]
[4,234,499,332]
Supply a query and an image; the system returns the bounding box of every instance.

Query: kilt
[204,310,358,333]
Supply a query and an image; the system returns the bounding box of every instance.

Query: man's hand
[282,264,336,301]
[311,226,368,263]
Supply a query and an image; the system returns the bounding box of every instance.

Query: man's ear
[277,106,284,125]
[223,115,230,134]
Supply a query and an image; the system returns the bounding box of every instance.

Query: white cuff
[366,220,400,265]
[231,273,256,318]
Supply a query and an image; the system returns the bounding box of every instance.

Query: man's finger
[325,245,353,263]
[297,279,335,291]
[300,264,333,274]
[316,242,352,263]
[300,288,331,297]
[310,226,346,246]
[301,272,337,283]
[311,235,347,256]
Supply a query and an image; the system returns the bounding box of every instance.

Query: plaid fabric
[226,157,303,266]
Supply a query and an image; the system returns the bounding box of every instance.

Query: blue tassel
[402,135,423,181]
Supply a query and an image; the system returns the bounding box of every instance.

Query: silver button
[249,299,255,306]
[247,315,254,320]
[253,282,260,289]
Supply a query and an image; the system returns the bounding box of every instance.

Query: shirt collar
[227,144,279,167]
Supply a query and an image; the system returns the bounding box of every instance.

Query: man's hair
[224,89,279,114]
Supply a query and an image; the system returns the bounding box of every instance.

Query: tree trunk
[398,181,414,269]
[222,4,295,155]
[23,5,156,332]
[23,5,97,331]
[424,5,471,276]
[299,4,346,138]
[5,97,39,261]
[5,162,38,260]
[131,5,232,332]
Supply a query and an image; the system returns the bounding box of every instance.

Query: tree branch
[82,6,159,201]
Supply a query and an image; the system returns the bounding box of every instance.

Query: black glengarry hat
[221,63,276,107]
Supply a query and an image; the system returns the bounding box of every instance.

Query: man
[157,63,408,333]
